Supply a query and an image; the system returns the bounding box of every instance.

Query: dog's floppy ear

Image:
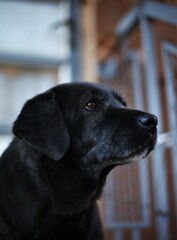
[13,93,70,161]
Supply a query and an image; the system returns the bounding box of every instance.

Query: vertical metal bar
[104,172,116,228]
[138,161,151,226]
[132,229,140,240]
[140,17,169,240]
[114,230,123,240]
[131,53,144,110]
[162,43,177,216]
[70,0,82,82]
[131,53,151,227]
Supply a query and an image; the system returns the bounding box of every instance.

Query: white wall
[0,1,70,60]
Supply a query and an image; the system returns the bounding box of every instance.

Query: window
[0,0,71,154]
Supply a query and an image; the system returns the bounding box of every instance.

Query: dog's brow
[112,91,127,106]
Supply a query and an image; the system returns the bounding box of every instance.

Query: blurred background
[0,0,177,239]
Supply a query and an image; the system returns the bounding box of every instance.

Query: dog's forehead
[54,83,126,106]
[80,84,126,105]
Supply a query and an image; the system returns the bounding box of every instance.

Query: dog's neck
[19,141,105,215]
[17,139,114,216]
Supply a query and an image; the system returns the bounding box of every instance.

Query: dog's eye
[85,101,97,111]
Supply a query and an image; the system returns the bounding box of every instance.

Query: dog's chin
[108,145,155,167]
[110,133,157,166]
[103,130,157,166]
[117,150,148,166]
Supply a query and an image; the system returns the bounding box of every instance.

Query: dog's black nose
[138,114,158,129]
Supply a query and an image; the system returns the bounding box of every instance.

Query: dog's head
[13,83,157,173]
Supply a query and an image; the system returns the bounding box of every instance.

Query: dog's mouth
[110,149,149,166]
[107,131,157,166]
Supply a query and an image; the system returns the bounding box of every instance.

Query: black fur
[0,83,157,240]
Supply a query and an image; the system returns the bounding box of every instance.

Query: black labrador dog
[0,82,157,240]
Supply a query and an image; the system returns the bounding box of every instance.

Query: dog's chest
[37,203,89,239]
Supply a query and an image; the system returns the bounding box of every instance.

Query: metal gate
[103,1,177,240]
